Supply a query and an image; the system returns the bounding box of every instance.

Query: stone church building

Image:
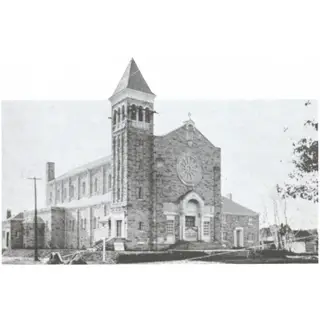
[2,59,259,251]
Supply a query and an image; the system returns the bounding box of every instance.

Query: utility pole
[28,177,41,261]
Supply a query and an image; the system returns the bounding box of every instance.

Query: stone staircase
[93,237,126,251]
[169,240,225,251]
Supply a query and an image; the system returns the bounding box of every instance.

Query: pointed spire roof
[112,58,154,96]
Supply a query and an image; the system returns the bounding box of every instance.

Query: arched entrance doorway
[184,199,200,241]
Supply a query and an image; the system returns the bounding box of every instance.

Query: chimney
[6,209,11,219]
[227,193,233,201]
[46,162,55,182]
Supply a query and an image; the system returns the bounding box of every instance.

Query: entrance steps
[169,240,225,251]
[93,237,126,251]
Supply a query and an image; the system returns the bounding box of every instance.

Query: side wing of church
[2,59,259,251]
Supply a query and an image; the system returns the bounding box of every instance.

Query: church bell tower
[109,58,156,249]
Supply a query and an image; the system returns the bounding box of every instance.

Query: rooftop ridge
[54,155,112,181]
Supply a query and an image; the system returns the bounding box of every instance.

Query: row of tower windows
[113,105,152,125]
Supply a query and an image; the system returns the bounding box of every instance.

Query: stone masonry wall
[64,208,79,249]
[51,208,66,249]
[22,210,52,249]
[10,220,24,249]
[221,214,259,248]
[154,125,222,243]
[126,123,154,250]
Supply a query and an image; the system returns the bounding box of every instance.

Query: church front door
[184,216,197,241]
[183,199,199,241]
[116,220,122,238]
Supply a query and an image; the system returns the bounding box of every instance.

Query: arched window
[113,110,117,125]
[82,182,86,196]
[138,106,143,121]
[94,178,98,193]
[122,105,125,120]
[131,105,137,120]
[108,174,112,190]
[145,108,150,123]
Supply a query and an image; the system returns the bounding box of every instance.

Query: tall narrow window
[117,108,121,123]
[84,218,87,230]
[108,174,112,190]
[138,106,143,121]
[138,187,143,199]
[108,219,111,237]
[138,159,143,170]
[166,220,174,235]
[113,110,117,125]
[94,178,98,193]
[122,105,125,120]
[82,182,86,196]
[203,221,210,236]
[222,232,228,241]
[138,222,143,231]
[72,220,75,232]
[145,108,150,123]
[70,185,74,199]
[131,105,137,120]
[93,217,97,229]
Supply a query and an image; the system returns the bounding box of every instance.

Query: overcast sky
[1,98,318,229]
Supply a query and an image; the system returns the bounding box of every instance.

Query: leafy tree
[277,101,318,203]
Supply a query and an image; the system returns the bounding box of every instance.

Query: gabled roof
[222,196,259,216]
[54,155,112,181]
[155,122,219,150]
[293,230,312,239]
[112,58,154,96]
